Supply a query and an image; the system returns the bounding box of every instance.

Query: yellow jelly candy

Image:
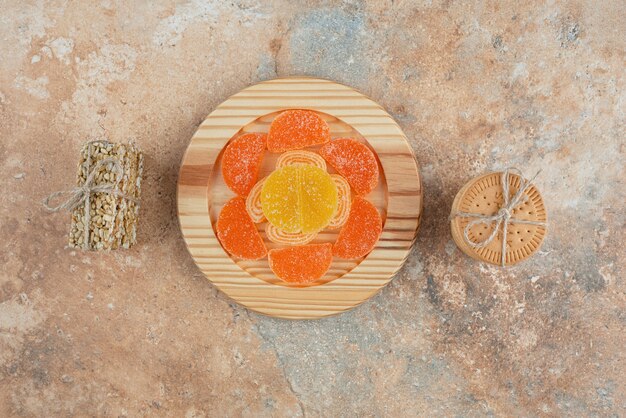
[299,165,338,233]
[261,166,301,233]
[261,165,338,234]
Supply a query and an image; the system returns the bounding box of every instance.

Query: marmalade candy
[299,165,338,233]
[333,197,382,259]
[319,138,379,195]
[261,165,338,234]
[217,110,388,285]
[221,132,266,197]
[216,197,267,260]
[268,243,333,284]
[267,110,331,152]
[260,166,301,233]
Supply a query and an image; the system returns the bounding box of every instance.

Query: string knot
[498,207,512,220]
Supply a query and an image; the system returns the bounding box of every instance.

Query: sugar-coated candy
[319,138,379,195]
[222,132,266,197]
[299,165,338,233]
[216,197,267,260]
[333,197,382,259]
[267,110,331,152]
[261,165,338,234]
[268,243,333,284]
[261,166,301,233]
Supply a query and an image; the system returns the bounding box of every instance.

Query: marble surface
[1,1,624,416]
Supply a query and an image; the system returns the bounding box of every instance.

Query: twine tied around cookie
[450,168,547,266]
[43,141,138,250]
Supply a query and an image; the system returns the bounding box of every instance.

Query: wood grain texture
[177,77,422,319]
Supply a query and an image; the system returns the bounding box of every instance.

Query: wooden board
[177,77,422,319]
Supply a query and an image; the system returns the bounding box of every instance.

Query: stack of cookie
[450,171,547,266]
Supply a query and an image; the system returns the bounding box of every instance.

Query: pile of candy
[217,110,382,284]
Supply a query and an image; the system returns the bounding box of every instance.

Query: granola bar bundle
[67,140,143,250]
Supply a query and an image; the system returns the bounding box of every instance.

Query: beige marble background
[1,0,624,416]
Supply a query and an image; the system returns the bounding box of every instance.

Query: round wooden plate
[177,77,421,319]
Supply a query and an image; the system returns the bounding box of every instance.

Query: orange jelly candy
[216,197,267,260]
[222,132,266,196]
[267,110,331,152]
[268,243,333,284]
[333,197,382,259]
[319,138,379,195]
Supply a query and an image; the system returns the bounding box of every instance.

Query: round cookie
[450,171,547,266]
